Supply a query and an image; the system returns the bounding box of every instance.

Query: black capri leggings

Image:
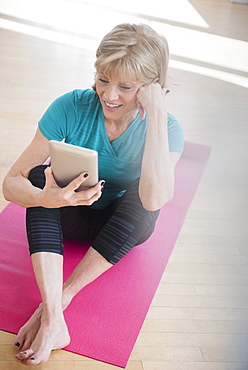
[26,165,160,265]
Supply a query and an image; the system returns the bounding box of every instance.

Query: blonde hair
[93,23,169,89]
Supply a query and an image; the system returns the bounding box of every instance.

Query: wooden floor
[0,0,248,369]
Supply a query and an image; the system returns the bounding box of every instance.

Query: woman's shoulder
[71,88,99,106]
[52,89,99,109]
[167,112,181,127]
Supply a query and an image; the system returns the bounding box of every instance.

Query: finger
[100,180,105,190]
[87,192,102,205]
[44,166,57,186]
[44,167,51,187]
[74,180,104,205]
[79,189,102,206]
[44,166,52,180]
[78,179,104,197]
[66,172,90,192]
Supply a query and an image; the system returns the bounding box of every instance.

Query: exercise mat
[0,141,210,367]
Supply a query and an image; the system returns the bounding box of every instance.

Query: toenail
[14,342,20,347]
[30,358,35,360]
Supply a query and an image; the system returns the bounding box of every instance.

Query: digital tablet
[49,140,98,191]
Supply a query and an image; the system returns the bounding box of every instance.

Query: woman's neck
[105,111,138,142]
[105,120,129,142]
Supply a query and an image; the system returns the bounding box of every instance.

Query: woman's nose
[104,85,119,101]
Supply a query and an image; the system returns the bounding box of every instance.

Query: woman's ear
[137,101,146,120]
[92,72,97,91]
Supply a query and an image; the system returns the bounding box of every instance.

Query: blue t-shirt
[38,89,184,209]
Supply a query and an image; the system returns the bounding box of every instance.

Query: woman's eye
[99,79,109,84]
[120,86,132,91]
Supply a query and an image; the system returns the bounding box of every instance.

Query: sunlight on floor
[0,0,247,88]
[170,60,248,88]
[84,0,210,28]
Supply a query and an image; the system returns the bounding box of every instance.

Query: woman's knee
[28,164,49,189]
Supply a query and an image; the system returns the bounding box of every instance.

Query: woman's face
[95,73,143,125]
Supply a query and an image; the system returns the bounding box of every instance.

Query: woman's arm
[137,83,181,211]
[3,129,50,207]
[2,129,103,208]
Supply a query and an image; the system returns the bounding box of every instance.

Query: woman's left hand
[136,83,168,120]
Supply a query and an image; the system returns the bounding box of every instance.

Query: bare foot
[15,310,70,365]
[13,304,43,351]
[13,288,73,352]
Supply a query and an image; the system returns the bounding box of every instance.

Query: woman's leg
[15,167,159,364]
[15,253,70,365]
[62,178,160,301]
[15,166,113,365]
[15,251,113,365]
[91,178,160,264]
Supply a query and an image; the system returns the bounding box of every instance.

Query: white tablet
[49,140,98,191]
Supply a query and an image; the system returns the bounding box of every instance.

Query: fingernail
[101,181,105,186]
[14,342,20,347]
[30,357,35,360]
[84,173,89,178]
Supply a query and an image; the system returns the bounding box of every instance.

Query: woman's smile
[95,73,142,125]
[104,101,123,110]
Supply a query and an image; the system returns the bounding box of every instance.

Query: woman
[3,23,184,365]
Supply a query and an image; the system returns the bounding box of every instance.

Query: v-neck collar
[99,109,141,156]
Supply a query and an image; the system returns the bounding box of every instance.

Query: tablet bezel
[49,140,98,191]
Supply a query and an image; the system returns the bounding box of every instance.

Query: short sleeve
[38,92,76,141]
[167,113,184,153]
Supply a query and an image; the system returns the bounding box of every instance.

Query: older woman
[3,23,184,365]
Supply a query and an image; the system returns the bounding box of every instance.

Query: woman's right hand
[3,129,104,209]
[38,167,104,208]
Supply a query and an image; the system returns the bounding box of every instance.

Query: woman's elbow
[2,177,11,201]
[141,191,174,212]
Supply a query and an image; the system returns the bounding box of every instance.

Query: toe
[21,339,33,351]
[13,330,26,349]
[26,357,42,366]
[13,341,21,349]
[16,348,34,360]
[21,357,39,366]
[22,350,50,366]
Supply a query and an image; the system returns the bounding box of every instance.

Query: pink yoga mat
[0,141,210,367]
